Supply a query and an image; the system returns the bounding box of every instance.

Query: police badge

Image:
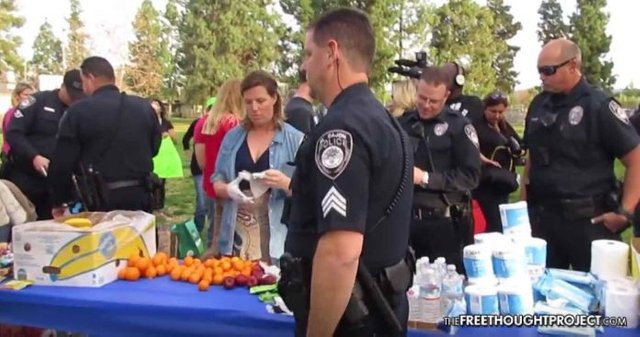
[434,122,448,136]
[609,100,629,124]
[568,106,584,125]
[18,96,35,110]
[315,129,353,180]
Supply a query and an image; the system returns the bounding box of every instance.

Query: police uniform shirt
[400,109,481,208]
[447,95,484,123]
[6,90,68,166]
[49,85,161,205]
[284,83,413,272]
[524,78,640,199]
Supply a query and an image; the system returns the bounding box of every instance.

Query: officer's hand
[52,206,67,219]
[162,132,169,138]
[591,212,629,233]
[259,169,291,190]
[32,155,49,176]
[413,167,424,185]
[227,177,254,205]
[488,160,502,168]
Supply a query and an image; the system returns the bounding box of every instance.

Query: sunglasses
[489,91,507,100]
[538,59,572,76]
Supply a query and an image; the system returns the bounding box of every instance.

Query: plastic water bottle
[435,257,447,278]
[441,264,464,315]
[419,267,442,323]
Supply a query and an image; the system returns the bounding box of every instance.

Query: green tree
[429,0,499,96]
[537,0,568,45]
[0,0,25,75]
[65,0,89,70]
[160,0,182,102]
[279,0,431,97]
[569,0,615,90]
[31,21,63,75]
[487,0,522,93]
[125,0,165,98]
[178,0,284,105]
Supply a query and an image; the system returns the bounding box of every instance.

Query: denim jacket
[212,123,303,259]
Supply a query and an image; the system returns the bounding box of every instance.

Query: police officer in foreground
[441,62,484,123]
[522,38,640,271]
[5,69,85,220]
[399,66,480,273]
[48,56,162,217]
[280,8,414,337]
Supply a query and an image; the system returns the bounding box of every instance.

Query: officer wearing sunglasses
[521,38,640,272]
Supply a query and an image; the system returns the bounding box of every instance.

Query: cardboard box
[11,211,156,287]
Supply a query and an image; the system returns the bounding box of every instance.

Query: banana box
[11,211,156,287]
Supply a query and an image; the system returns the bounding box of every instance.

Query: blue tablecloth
[0,277,638,337]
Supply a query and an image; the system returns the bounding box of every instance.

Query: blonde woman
[2,83,34,155]
[194,79,244,252]
[388,80,417,118]
[213,70,303,263]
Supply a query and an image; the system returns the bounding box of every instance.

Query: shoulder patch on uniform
[321,186,347,218]
[315,129,353,180]
[609,100,629,124]
[464,124,479,148]
[450,102,461,111]
[568,106,584,125]
[18,96,35,110]
[13,110,23,118]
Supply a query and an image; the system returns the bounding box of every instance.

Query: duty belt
[412,206,450,220]
[105,179,142,190]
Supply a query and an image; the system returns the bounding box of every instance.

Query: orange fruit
[152,254,164,267]
[232,260,244,271]
[194,258,202,266]
[189,273,201,284]
[118,268,126,280]
[213,267,223,277]
[169,257,178,265]
[145,266,157,279]
[125,267,140,281]
[166,263,175,273]
[156,264,167,276]
[170,268,181,281]
[203,274,213,284]
[241,267,252,277]
[212,274,224,285]
[198,280,210,291]
[136,258,151,273]
[204,259,214,268]
[230,256,240,264]
[181,268,192,281]
[221,261,231,272]
[204,268,213,279]
[128,253,140,267]
[184,256,194,267]
[211,259,220,268]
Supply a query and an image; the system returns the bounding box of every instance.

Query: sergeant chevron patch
[321,186,347,218]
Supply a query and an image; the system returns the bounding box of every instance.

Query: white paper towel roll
[463,244,494,283]
[499,201,531,237]
[474,232,507,245]
[590,240,629,280]
[605,283,640,328]
[497,279,534,315]
[492,243,527,279]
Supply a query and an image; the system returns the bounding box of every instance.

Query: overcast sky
[14,0,636,90]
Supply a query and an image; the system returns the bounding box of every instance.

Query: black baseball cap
[63,69,85,99]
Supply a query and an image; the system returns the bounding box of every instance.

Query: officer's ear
[326,39,339,66]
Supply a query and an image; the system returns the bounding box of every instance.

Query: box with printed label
[11,211,156,287]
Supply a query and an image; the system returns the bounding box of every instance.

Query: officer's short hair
[80,56,115,81]
[240,70,284,129]
[420,66,449,88]
[308,8,375,74]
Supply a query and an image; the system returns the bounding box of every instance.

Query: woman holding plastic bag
[150,98,183,211]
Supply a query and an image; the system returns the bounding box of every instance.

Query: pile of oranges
[118,252,270,292]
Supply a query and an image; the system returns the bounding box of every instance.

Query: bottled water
[441,264,464,315]
[419,267,442,323]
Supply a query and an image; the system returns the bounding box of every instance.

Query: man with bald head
[441,62,484,123]
[522,38,640,271]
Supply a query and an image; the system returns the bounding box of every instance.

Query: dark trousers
[529,203,621,271]
[103,186,152,212]
[6,168,52,220]
[410,213,464,273]
[293,293,408,337]
[474,188,509,233]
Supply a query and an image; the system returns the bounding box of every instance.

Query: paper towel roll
[474,232,507,245]
[492,243,527,279]
[590,240,629,280]
[605,283,640,328]
[465,284,499,315]
[463,244,494,283]
[499,201,531,237]
[497,279,534,314]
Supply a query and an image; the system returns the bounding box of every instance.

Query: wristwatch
[420,171,429,188]
[616,206,634,222]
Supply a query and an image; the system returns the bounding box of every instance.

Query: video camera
[388,51,429,79]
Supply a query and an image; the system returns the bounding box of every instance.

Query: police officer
[441,62,484,123]
[5,70,85,220]
[281,8,414,337]
[522,39,640,271]
[399,66,481,273]
[48,56,161,217]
